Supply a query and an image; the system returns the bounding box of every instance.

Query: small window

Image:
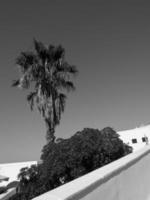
[132,138,137,144]
[142,137,146,142]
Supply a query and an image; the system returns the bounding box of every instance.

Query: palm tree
[12,40,78,142]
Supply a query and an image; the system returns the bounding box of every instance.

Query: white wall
[118,124,150,151]
[0,188,16,200]
[0,161,37,186]
[32,145,150,200]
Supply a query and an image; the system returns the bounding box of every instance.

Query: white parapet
[0,188,16,200]
[33,145,150,200]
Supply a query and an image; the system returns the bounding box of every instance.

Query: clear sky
[0,0,150,163]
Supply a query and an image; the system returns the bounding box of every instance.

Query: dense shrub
[7,181,19,189]
[9,127,132,200]
[0,186,7,194]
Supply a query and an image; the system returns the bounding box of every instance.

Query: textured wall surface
[33,146,150,200]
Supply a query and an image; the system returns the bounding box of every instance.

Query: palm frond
[56,62,78,81]
[48,44,55,62]
[33,39,48,64]
[53,45,65,61]
[60,62,78,74]
[12,79,20,87]
[27,91,37,111]
[59,93,66,112]
[57,79,75,91]
[16,52,37,73]
[34,39,46,54]
[20,75,30,89]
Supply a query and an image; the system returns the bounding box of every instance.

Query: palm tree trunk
[45,119,55,143]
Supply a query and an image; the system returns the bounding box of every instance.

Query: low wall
[0,188,16,200]
[33,146,150,200]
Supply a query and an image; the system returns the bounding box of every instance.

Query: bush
[8,193,22,200]
[12,127,132,200]
[7,181,19,189]
[41,127,132,184]
[0,186,7,194]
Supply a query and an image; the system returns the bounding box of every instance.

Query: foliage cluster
[0,181,19,195]
[0,186,7,194]
[9,127,132,200]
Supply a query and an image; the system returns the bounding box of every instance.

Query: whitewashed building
[0,161,37,187]
[118,124,150,151]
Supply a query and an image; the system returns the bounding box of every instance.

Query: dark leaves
[27,92,37,110]
[61,80,75,91]
[59,93,66,112]
[33,39,48,64]
[57,62,78,75]
[16,52,37,73]
[53,45,65,60]
[55,76,76,92]
[12,79,20,87]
